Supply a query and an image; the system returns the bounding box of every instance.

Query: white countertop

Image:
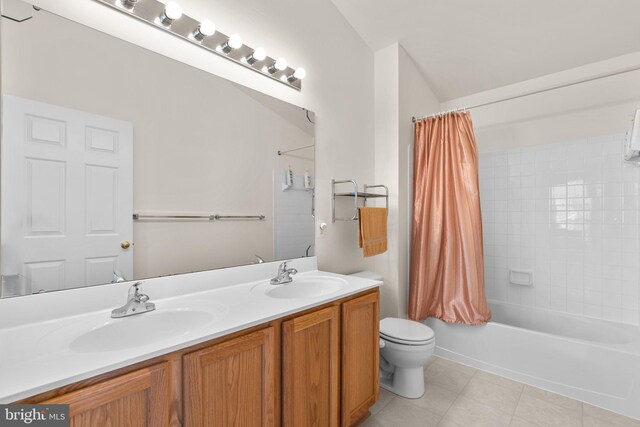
[0,258,382,403]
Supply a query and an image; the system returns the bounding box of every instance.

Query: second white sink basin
[252,275,347,299]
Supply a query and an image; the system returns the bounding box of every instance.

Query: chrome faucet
[111,282,155,318]
[112,269,126,283]
[270,261,298,285]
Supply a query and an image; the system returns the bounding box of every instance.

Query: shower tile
[622,309,639,325]
[583,304,603,319]
[583,404,640,427]
[508,152,522,165]
[603,306,622,322]
[481,136,638,325]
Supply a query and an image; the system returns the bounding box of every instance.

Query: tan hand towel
[358,207,388,257]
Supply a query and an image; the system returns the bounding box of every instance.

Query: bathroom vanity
[0,3,383,425]
[0,260,381,427]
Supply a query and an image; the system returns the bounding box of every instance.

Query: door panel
[282,306,340,427]
[42,363,170,427]
[1,95,134,293]
[183,327,277,427]
[341,292,379,426]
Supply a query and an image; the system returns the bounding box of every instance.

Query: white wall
[374,43,439,318]
[22,0,376,275]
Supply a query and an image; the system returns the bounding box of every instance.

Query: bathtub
[425,300,640,420]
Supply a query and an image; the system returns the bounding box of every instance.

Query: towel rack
[331,179,389,222]
[132,213,265,221]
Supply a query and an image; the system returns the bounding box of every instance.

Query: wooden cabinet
[183,327,276,427]
[22,289,379,427]
[42,363,170,427]
[341,292,380,426]
[282,306,340,427]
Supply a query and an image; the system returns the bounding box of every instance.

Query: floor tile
[473,370,524,393]
[358,416,386,427]
[367,357,640,427]
[513,393,581,427]
[521,385,582,411]
[432,357,477,376]
[369,387,394,415]
[374,397,441,427]
[408,383,458,416]
[440,396,512,427]
[461,373,522,414]
[424,358,475,393]
[583,404,640,427]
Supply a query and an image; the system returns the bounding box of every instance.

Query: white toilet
[350,272,436,399]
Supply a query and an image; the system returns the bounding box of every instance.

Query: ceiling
[331,0,640,101]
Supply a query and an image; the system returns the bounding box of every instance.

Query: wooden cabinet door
[183,327,276,427]
[282,306,340,427]
[42,362,170,427]
[341,291,379,426]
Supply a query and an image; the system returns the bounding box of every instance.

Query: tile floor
[362,356,640,427]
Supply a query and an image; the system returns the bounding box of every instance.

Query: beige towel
[358,207,388,257]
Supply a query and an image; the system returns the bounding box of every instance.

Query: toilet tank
[350,271,384,282]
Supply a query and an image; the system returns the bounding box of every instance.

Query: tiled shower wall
[479,134,640,325]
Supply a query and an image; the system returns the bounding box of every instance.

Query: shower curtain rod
[412,64,640,123]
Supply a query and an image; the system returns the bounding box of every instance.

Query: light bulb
[159,1,182,25]
[253,47,266,61]
[287,67,306,82]
[245,47,266,64]
[228,34,243,49]
[293,67,306,80]
[221,34,243,53]
[193,20,215,40]
[268,58,287,74]
[199,20,215,36]
[275,58,287,71]
[164,2,182,20]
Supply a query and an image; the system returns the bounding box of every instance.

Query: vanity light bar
[98,0,305,90]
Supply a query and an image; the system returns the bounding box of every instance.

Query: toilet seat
[380,332,434,346]
[380,317,435,346]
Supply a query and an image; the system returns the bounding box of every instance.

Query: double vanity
[0,258,382,426]
[0,3,382,426]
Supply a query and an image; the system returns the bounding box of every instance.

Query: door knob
[121,240,131,249]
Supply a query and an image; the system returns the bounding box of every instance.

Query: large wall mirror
[0,0,315,297]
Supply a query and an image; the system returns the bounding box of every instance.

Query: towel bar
[331,179,389,222]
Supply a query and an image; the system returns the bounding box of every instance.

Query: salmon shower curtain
[408,112,491,325]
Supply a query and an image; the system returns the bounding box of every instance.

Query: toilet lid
[380,317,434,343]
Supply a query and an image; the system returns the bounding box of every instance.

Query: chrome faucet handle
[128,281,143,298]
[111,281,155,318]
[270,261,296,285]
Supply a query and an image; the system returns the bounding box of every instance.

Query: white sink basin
[69,308,215,353]
[252,275,347,299]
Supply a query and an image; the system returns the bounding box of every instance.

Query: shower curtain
[408,112,491,325]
